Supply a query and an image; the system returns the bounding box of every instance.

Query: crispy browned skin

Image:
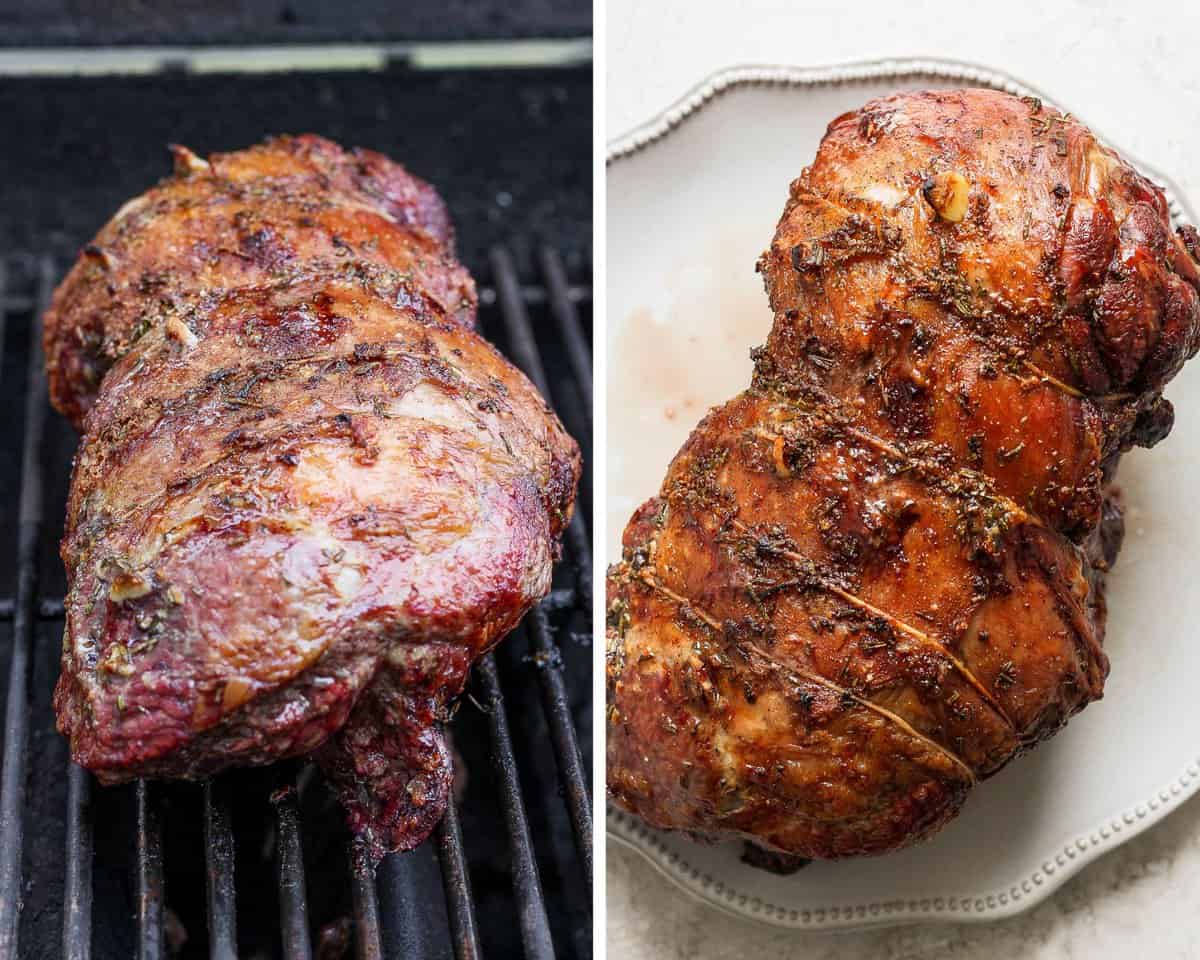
[46,135,579,858]
[607,90,1200,859]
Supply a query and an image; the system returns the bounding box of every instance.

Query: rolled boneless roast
[46,135,579,858]
[606,89,1200,858]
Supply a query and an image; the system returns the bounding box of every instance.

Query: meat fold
[47,135,580,858]
[606,89,1200,858]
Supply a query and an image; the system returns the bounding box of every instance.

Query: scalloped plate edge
[606,56,1195,225]
[605,55,1199,931]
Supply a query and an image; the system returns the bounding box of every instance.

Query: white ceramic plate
[606,57,1200,931]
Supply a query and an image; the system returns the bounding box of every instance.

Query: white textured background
[606,1,1200,957]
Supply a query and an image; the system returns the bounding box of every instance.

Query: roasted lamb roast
[607,89,1200,859]
[46,135,580,858]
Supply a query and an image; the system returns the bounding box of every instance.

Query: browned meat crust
[606,89,1200,859]
[47,135,580,858]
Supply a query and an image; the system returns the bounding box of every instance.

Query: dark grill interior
[0,63,591,960]
[0,0,591,46]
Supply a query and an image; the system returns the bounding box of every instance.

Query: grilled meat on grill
[606,89,1200,859]
[46,135,580,858]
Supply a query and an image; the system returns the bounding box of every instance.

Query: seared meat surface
[47,135,579,857]
[607,89,1200,858]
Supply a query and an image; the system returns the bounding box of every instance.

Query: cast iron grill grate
[0,247,592,959]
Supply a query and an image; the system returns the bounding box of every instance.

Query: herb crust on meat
[47,135,580,859]
[606,89,1200,859]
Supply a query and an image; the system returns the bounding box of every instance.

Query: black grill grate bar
[528,610,593,893]
[477,653,555,960]
[489,247,555,402]
[0,259,7,389]
[476,283,592,308]
[538,247,592,414]
[0,597,63,620]
[63,764,93,960]
[272,776,314,960]
[434,798,482,960]
[203,779,238,959]
[136,780,165,960]
[0,258,52,959]
[351,845,384,960]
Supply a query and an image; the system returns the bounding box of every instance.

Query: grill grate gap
[0,248,591,959]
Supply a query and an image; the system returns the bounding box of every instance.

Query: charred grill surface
[47,135,580,859]
[606,89,1200,859]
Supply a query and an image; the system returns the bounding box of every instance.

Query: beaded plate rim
[605,56,1198,931]
[606,56,1194,225]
